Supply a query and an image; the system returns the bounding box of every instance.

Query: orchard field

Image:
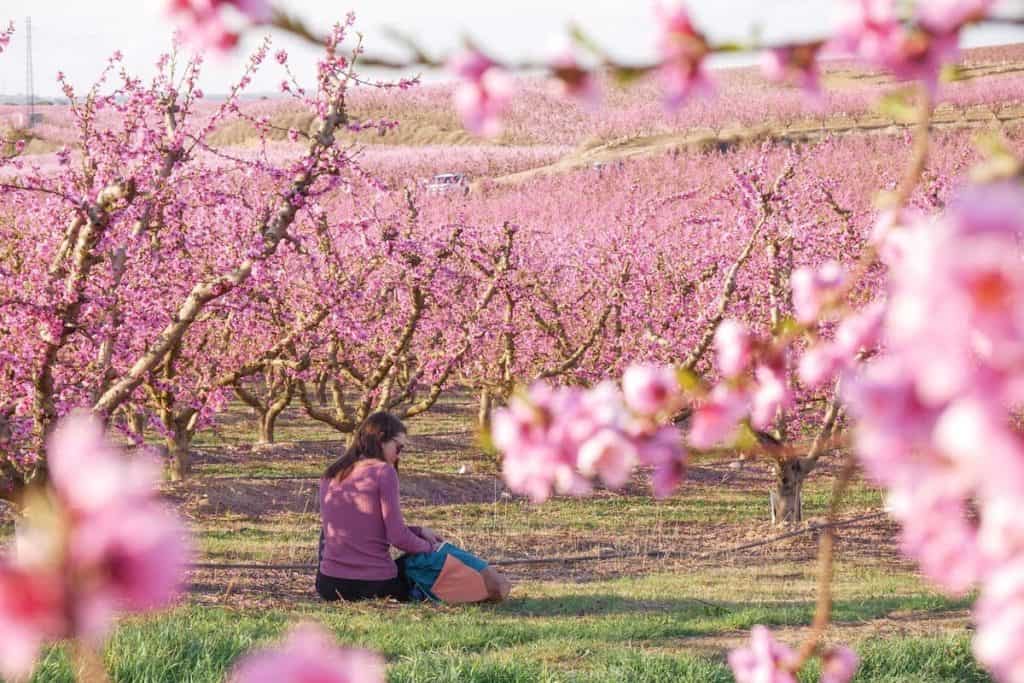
[0,395,984,682]
[2,8,1024,682]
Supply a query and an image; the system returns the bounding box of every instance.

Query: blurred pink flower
[760,43,823,95]
[449,50,514,138]
[0,413,193,675]
[728,625,798,683]
[831,0,959,88]
[820,645,860,683]
[832,299,884,358]
[655,3,712,109]
[799,300,884,388]
[166,0,272,52]
[47,411,161,516]
[229,622,385,683]
[577,428,638,489]
[688,385,748,449]
[714,319,752,378]
[751,363,792,430]
[888,486,985,595]
[0,563,67,681]
[622,363,681,416]
[791,260,845,325]
[973,559,1024,683]
[636,426,687,499]
[547,42,600,107]
[798,345,839,388]
[69,502,191,640]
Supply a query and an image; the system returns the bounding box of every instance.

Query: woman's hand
[418,526,443,546]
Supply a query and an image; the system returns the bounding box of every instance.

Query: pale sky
[2,1,1024,98]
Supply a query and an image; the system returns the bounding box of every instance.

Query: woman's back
[319,460,431,581]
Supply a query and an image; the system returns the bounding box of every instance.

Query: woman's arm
[378,466,434,554]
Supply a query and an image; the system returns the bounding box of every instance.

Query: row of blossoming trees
[3,0,1024,681]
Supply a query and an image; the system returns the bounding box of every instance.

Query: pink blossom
[760,43,823,95]
[727,625,797,683]
[491,393,546,454]
[688,385,748,449]
[932,396,1023,493]
[635,426,687,499]
[751,363,792,430]
[714,319,752,378]
[166,1,272,52]
[798,345,839,388]
[791,260,845,325]
[973,559,1024,683]
[0,563,67,681]
[655,3,712,109]
[800,300,884,388]
[500,426,590,503]
[577,428,638,489]
[831,299,884,358]
[820,645,860,683]
[887,486,985,595]
[229,622,385,683]
[547,42,600,107]
[69,502,191,639]
[449,50,514,138]
[621,363,681,416]
[831,0,959,88]
[493,384,588,502]
[883,185,1024,404]
[978,496,1024,568]
[47,412,161,515]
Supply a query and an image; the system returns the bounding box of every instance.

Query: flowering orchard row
[7,45,1024,153]
[3,73,991,485]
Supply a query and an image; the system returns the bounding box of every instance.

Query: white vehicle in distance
[426,172,470,195]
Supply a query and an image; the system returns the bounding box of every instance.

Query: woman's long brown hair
[323,412,406,482]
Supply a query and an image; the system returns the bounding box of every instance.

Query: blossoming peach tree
[2,0,1023,681]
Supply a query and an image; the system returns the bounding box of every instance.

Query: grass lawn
[27,567,983,682]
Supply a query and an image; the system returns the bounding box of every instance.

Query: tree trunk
[166,429,193,482]
[771,457,807,524]
[478,387,492,429]
[316,371,329,406]
[258,413,276,444]
[127,409,147,440]
[259,400,287,444]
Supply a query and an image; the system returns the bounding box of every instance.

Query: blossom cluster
[228,623,384,683]
[167,0,272,51]
[491,364,687,501]
[686,320,793,449]
[838,184,1024,681]
[0,414,191,680]
[729,626,859,683]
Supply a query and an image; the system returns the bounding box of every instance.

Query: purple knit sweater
[318,459,432,580]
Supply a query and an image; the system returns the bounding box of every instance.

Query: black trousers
[315,570,411,602]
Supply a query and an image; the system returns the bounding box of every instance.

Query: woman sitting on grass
[316,411,511,603]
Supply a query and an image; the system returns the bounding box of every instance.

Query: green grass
[23,570,981,682]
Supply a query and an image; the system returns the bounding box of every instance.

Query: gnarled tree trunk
[771,457,809,524]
